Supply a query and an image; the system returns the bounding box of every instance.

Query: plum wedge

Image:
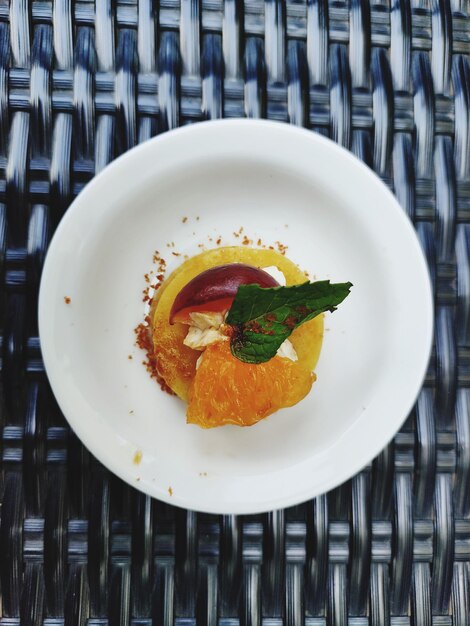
[169,263,279,324]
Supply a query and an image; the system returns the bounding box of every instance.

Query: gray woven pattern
[1,0,470,624]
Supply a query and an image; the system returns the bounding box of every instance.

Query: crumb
[275,241,288,255]
[242,235,252,246]
[172,251,181,256]
[198,243,205,248]
[196,216,200,221]
[257,238,262,246]
[133,450,142,465]
[134,322,175,395]
[129,410,134,415]
[182,216,188,223]
[64,296,71,304]
[136,477,141,482]
[168,486,173,496]
[208,236,213,242]
[128,355,133,360]
[216,237,222,245]
[199,472,208,477]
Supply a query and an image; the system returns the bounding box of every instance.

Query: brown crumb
[182,216,188,223]
[133,450,142,465]
[216,237,222,245]
[172,251,181,256]
[242,235,252,246]
[128,355,133,360]
[275,241,288,255]
[134,322,175,395]
[168,486,173,496]
[257,238,262,246]
[64,296,71,304]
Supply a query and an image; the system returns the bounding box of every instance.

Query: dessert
[144,246,351,428]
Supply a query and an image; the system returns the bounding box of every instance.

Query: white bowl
[38,120,433,514]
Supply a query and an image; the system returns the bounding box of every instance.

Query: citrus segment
[187,341,315,428]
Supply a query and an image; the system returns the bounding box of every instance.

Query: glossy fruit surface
[169,263,279,323]
[151,246,324,402]
[186,341,315,427]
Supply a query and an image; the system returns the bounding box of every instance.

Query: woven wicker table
[1,0,469,623]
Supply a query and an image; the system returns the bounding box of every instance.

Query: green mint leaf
[226,280,352,364]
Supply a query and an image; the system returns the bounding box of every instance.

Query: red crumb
[64,296,71,304]
[285,315,297,329]
[182,217,188,223]
[134,321,175,396]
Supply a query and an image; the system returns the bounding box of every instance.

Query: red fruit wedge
[169,263,279,324]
